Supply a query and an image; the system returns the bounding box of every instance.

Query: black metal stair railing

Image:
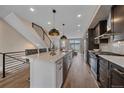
[32,23,53,48]
[0,48,49,78]
[0,51,28,78]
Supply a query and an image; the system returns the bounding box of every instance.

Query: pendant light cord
[53,9,56,28]
[63,24,65,35]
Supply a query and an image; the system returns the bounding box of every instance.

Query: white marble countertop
[27,50,72,63]
[99,55,124,68]
[88,50,124,68]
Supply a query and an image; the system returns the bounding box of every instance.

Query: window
[69,38,81,52]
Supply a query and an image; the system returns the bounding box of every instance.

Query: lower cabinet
[109,63,124,88]
[88,53,124,88]
[98,57,124,88]
[30,51,73,88]
[56,59,63,88]
[56,52,73,87]
[63,56,68,82]
[99,57,109,88]
[63,52,73,82]
[89,52,99,80]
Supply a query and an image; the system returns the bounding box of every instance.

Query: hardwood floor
[0,53,98,88]
[63,53,98,88]
[0,65,30,88]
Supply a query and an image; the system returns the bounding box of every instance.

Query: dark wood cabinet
[88,54,124,88]
[94,20,108,44]
[63,52,72,83]
[109,63,124,88]
[63,56,68,82]
[97,56,124,88]
[111,5,124,41]
[99,57,109,88]
[88,52,99,80]
[87,29,99,50]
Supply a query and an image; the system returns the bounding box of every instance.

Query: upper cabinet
[111,5,124,41]
[87,29,99,50]
[94,20,108,44]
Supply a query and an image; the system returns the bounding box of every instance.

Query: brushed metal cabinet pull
[113,68,124,75]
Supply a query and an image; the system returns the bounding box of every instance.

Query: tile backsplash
[100,41,124,55]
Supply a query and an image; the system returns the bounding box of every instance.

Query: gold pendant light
[60,24,67,39]
[49,9,60,36]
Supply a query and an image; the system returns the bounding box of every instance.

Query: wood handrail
[0,51,25,54]
[32,23,54,47]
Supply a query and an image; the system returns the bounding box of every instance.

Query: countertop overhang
[27,50,72,63]
[88,50,124,68]
[98,55,124,68]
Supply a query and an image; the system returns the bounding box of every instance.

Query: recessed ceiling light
[30,8,35,12]
[77,14,82,18]
[77,24,81,27]
[48,22,51,25]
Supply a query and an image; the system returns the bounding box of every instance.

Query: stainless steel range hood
[94,29,120,40]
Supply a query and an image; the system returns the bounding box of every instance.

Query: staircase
[0,13,54,80]
[32,23,53,49]
[4,13,53,49]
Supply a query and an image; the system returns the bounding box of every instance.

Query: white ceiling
[0,5,99,38]
[89,5,112,28]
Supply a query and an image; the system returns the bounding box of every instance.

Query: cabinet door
[56,59,63,88]
[89,53,98,80]
[88,29,99,50]
[63,56,68,82]
[112,6,124,41]
[110,63,124,88]
[67,53,72,69]
[99,57,109,88]
[66,55,70,69]
[94,25,100,44]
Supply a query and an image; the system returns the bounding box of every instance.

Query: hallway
[63,53,98,88]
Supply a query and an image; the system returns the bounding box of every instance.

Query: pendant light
[49,9,60,36]
[60,24,67,39]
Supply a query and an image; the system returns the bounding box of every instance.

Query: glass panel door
[69,38,81,52]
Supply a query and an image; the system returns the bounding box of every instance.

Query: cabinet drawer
[99,61,108,67]
[99,76,108,88]
[99,57,109,87]
[99,68,108,76]
[99,65,108,75]
[111,70,124,88]
[110,63,124,88]
[56,59,63,88]
[99,58,108,66]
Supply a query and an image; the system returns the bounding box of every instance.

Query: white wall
[4,13,47,48]
[19,16,50,48]
[0,18,36,53]
[0,18,36,68]
[0,55,3,71]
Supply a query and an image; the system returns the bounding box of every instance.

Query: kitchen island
[28,50,73,88]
